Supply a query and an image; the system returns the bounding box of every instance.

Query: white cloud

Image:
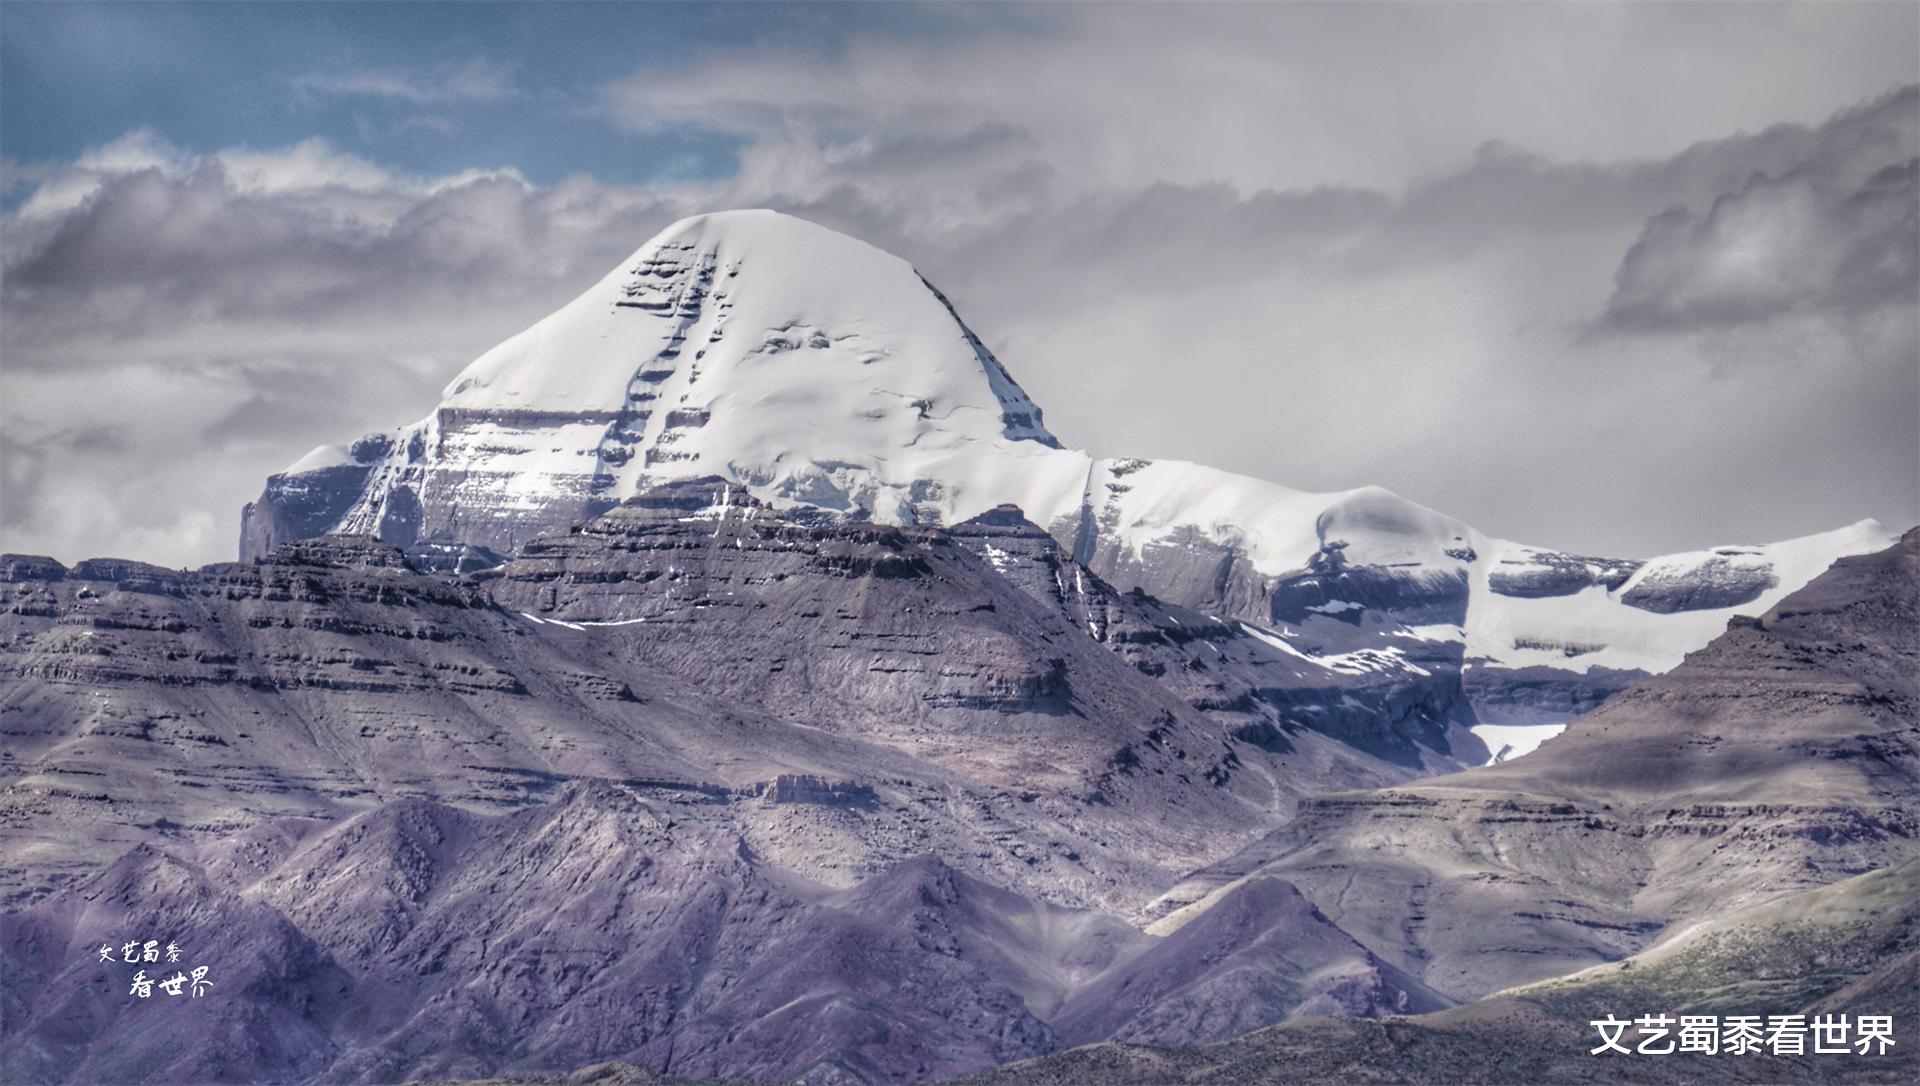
[3,9,1916,567]
[12,130,529,226]
[292,56,521,106]
[605,2,1920,196]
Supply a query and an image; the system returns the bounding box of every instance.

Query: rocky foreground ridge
[962,860,1920,1086]
[3,503,1914,1083]
[2,480,1447,909]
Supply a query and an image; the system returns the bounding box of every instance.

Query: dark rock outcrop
[1620,552,1779,613]
[239,457,379,561]
[1487,550,1641,599]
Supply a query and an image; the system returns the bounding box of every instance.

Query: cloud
[12,128,195,219]
[292,57,521,107]
[0,136,693,566]
[9,129,529,224]
[603,2,1920,197]
[1602,162,1916,333]
[1596,86,1918,334]
[1,151,564,380]
[3,22,1916,568]
[394,113,460,138]
[718,85,1920,353]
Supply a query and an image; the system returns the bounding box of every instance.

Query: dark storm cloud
[720,84,1918,364]
[0,424,131,545]
[7,85,1912,381]
[1394,86,1918,247]
[1589,85,1919,336]
[0,431,50,529]
[1600,160,1918,334]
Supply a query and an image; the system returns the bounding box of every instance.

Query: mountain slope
[1049,876,1449,1047]
[1,487,1646,1084]
[1142,527,1920,1001]
[0,786,1444,1085]
[0,513,1444,1083]
[5,479,1463,916]
[957,860,1920,1086]
[240,209,1073,563]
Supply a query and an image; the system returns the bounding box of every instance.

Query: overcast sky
[3,1,1916,567]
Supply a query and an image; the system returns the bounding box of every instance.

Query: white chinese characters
[97,937,212,1000]
[1591,1014,1895,1056]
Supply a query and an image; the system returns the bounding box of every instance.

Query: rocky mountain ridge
[6,520,1910,1084]
[3,489,1476,1082]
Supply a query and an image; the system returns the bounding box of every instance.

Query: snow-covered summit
[441,209,1055,444]
[245,209,1080,554]
[242,210,1895,728]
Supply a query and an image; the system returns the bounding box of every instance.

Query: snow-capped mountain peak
[247,209,1069,558]
[242,210,1894,740]
[441,209,1055,443]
